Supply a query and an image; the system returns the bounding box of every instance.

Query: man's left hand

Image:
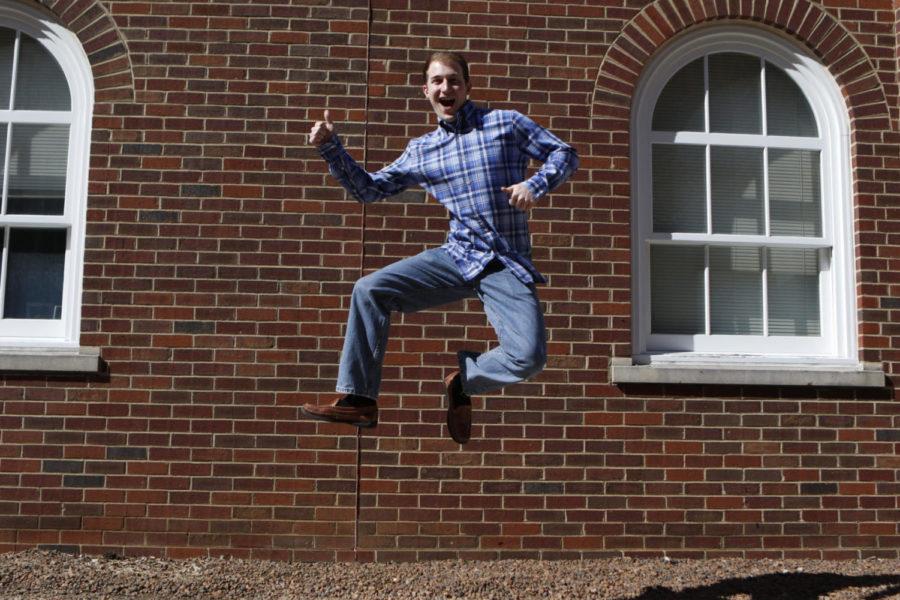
[501,182,536,212]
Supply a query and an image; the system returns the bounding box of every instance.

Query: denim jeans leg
[459,266,546,396]
[336,248,472,400]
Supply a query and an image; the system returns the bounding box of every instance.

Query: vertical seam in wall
[359,1,373,281]
[353,0,375,563]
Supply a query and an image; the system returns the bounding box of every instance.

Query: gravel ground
[0,549,899,599]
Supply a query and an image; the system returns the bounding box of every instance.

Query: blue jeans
[336,247,546,400]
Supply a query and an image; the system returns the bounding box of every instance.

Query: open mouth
[438,97,456,107]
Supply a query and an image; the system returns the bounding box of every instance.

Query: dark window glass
[4,228,66,319]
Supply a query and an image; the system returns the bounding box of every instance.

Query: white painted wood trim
[630,24,856,365]
[0,3,94,348]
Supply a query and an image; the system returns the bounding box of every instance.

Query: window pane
[709,53,761,134]
[768,149,821,237]
[766,63,817,137]
[711,146,764,234]
[651,246,705,334]
[6,124,68,216]
[4,228,66,320]
[653,57,704,132]
[14,33,70,111]
[0,124,8,198]
[0,28,15,110]
[768,248,820,336]
[710,247,762,335]
[652,144,706,233]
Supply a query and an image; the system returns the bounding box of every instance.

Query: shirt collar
[439,100,477,134]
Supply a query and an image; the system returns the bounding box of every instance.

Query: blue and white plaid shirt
[318,101,578,284]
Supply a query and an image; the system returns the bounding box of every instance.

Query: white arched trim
[0,1,93,349]
[629,24,858,369]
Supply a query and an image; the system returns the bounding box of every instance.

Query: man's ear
[422,83,429,96]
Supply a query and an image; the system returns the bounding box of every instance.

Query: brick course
[0,0,898,561]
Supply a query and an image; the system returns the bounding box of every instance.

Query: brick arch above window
[592,0,894,136]
[32,0,134,102]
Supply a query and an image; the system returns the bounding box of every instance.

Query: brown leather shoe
[444,371,471,444]
[301,396,378,428]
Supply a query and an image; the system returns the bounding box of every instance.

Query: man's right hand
[309,110,335,146]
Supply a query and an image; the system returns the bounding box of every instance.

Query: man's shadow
[618,571,900,600]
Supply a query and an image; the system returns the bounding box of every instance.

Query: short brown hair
[422,51,469,84]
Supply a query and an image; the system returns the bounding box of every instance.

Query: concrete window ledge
[0,347,102,374]
[610,358,886,388]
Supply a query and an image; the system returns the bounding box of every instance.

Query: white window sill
[0,347,102,373]
[610,358,885,387]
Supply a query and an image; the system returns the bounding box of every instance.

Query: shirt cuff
[317,135,344,161]
[524,175,549,200]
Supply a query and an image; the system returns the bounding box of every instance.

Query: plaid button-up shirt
[318,101,578,284]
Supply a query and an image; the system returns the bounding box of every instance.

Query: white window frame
[0,2,93,349]
[631,25,857,368]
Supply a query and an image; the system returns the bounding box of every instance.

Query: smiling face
[422,59,471,122]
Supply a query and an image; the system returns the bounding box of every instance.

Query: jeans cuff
[335,386,378,402]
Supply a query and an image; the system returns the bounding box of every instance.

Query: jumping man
[303,51,578,444]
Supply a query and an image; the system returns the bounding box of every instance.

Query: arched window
[0,2,92,349]
[630,26,857,368]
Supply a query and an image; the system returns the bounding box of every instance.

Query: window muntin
[633,28,855,363]
[0,7,92,347]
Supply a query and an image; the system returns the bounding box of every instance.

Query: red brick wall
[0,0,898,561]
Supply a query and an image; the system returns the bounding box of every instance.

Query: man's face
[422,60,471,122]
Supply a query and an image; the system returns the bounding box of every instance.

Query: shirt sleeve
[317,135,417,204]
[511,111,579,199]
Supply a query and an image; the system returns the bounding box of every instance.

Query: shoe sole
[300,406,378,429]
[445,374,471,444]
[446,408,470,444]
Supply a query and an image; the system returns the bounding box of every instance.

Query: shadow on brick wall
[614,382,896,401]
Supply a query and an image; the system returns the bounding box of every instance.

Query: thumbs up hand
[309,110,335,146]
[501,182,536,212]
